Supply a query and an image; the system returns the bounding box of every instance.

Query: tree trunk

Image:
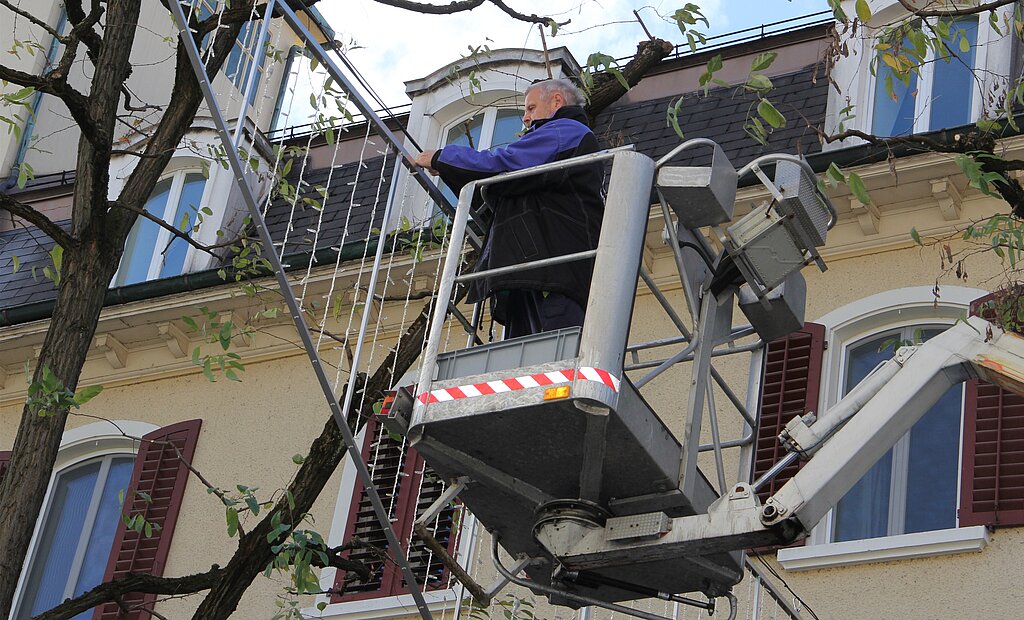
[0,237,123,616]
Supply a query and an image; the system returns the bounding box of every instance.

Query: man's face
[522,90,564,128]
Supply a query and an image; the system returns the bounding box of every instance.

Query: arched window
[832,325,962,542]
[114,169,207,286]
[755,287,1024,569]
[14,454,135,620]
[6,420,202,618]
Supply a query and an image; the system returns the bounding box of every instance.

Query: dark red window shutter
[332,417,460,601]
[753,323,825,502]
[959,294,1024,528]
[0,451,10,482]
[960,379,1024,527]
[94,419,202,620]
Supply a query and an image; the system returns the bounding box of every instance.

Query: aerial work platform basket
[384,143,839,613]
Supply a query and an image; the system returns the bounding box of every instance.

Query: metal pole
[231,0,276,148]
[576,151,656,376]
[273,2,478,248]
[166,7,435,619]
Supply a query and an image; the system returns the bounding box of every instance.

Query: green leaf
[826,162,846,186]
[848,172,872,205]
[911,227,923,246]
[226,507,239,537]
[855,0,871,22]
[292,453,305,465]
[746,74,773,93]
[73,384,103,406]
[751,52,777,72]
[181,315,198,331]
[202,357,215,382]
[959,35,971,53]
[757,98,785,129]
[11,255,20,273]
[666,96,685,139]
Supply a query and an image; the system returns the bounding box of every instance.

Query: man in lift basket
[414,78,604,338]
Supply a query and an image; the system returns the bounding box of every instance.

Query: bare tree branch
[0,0,66,41]
[368,0,562,25]
[0,64,96,150]
[895,0,1017,18]
[0,193,76,250]
[30,568,222,620]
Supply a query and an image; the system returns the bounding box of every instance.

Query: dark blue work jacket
[431,105,604,316]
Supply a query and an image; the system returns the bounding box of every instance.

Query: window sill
[303,590,459,620]
[776,526,990,571]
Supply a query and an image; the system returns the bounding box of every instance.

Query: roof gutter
[738,113,1024,188]
[0,239,379,327]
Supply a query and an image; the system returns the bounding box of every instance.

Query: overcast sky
[315,0,829,108]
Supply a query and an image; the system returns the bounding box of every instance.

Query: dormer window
[870,17,979,136]
[114,170,206,286]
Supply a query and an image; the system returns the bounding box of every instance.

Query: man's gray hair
[525,78,585,106]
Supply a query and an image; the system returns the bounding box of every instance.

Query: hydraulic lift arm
[539,316,1024,565]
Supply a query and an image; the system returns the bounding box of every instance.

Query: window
[832,326,962,542]
[15,455,134,620]
[114,170,206,286]
[754,288,1024,570]
[870,17,979,135]
[190,0,266,106]
[313,416,467,617]
[6,420,202,619]
[438,108,523,206]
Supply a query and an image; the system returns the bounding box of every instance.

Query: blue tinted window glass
[71,457,134,608]
[118,178,172,286]
[21,462,101,618]
[440,115,486,206]
[160,174,206,279]
[490,109,523,149]
[872,38,919,136]
[834,333,895,541]
[903,328,961,533]
[929,17,978,130]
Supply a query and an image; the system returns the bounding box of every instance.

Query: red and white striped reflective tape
[417,367,619,404]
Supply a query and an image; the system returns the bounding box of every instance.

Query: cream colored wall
[2,115,1023,619]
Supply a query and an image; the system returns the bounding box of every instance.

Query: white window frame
[440,106,522,152]
[112,167,209,287]
[306,425,478,620]
[778,286,990,570]
[9,420,157,618]
[857,5,1011,137]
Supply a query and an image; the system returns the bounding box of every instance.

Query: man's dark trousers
[502,289,585,339]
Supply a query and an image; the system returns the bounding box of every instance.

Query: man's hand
[413,149,438,176]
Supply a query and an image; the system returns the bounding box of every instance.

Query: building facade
[1,1,1022,618]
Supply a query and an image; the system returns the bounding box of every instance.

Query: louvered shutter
[959,294,1024,527]
[752,323,825,502]
[0,451,10,482]
[94,420,202,620]
[332,417,460,601]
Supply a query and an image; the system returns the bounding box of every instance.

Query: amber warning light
[543,386,571,400]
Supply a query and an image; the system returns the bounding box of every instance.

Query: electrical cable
[750,549,820,620]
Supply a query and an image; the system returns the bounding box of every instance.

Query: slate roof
[593,63,827,167]
[0,221,64,307]
[264,154,391,255]
[0,63,827,313]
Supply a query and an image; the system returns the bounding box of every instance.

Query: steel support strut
[166,4,434,618]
